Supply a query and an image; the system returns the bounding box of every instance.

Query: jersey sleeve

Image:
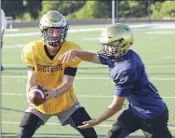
[21,43,34,67]
[64,67,77,76]
[98,54,108,65]
[97,53,114,66]
[112,69,136,97]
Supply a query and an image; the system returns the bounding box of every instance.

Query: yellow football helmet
[98,23,133,60]
[39,10,69,47]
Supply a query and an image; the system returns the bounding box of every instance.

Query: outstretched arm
[59,50,102,64]
[78,96,125,129]
[76,50,101,64]
[95,96,125,124]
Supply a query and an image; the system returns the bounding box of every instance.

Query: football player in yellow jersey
[17,10,97,138]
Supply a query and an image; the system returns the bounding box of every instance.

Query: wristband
[54,89,60,98]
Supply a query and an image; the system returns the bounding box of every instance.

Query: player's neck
[46,45,61,56]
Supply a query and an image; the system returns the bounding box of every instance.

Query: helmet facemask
[41,26,68,47]
[98,38,125,59]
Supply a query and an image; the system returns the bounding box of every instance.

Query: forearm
[26,81,37,91]
[26,70,37,91]
[96,104,121,124]
[55,81,72,96]
[26,74,37,91]
[75,50,101,64]
[26,80,37,103]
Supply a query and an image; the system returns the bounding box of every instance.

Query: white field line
[4,32,39,37]
[2,63,175,68]
[4,24,175,38]
[6,28,19,32]
[4,28,104,37]
[2,121,175,129]
[2,76,175,81]
[146,31,175,34]
[1,121,109,127]
[81,37,100,40]
[1,121,110,127]
[2,93,175,99]
[4,44,24,48]
[2,76,175,98]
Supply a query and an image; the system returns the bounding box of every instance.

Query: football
[28,85,47,106]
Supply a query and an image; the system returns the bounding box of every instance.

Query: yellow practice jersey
[22,40,81,114]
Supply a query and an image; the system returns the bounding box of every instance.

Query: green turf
[2,24,175,137]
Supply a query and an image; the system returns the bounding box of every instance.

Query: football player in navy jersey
[59,23,172,138]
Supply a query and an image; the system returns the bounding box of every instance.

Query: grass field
[2,23,175,138]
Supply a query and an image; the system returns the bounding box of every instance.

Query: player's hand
[59,50,76,63]
[78,119,98,129]
[42,86,57,99]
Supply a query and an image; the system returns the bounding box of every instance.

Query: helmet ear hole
[121,44,126,48]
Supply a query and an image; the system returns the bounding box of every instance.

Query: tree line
[2,0,175,21]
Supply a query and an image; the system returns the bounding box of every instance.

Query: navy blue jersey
[98,50,167,119]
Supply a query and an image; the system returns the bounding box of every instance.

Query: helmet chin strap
[47,40,64,47]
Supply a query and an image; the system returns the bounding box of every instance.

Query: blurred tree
[66,1,112,20]
[67,1,96,20]
[67,1,152,20]
[129,1,148,17]
[151,1,175,18]
[40,1,85,17]
[118,1,149,18]
[118,1,130,17]
[1,0,175,21]
[2,0,24,19]
[151,0,166,3]
[150,1,162,18]
[161,1,175,18]
[24,0,42,20]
